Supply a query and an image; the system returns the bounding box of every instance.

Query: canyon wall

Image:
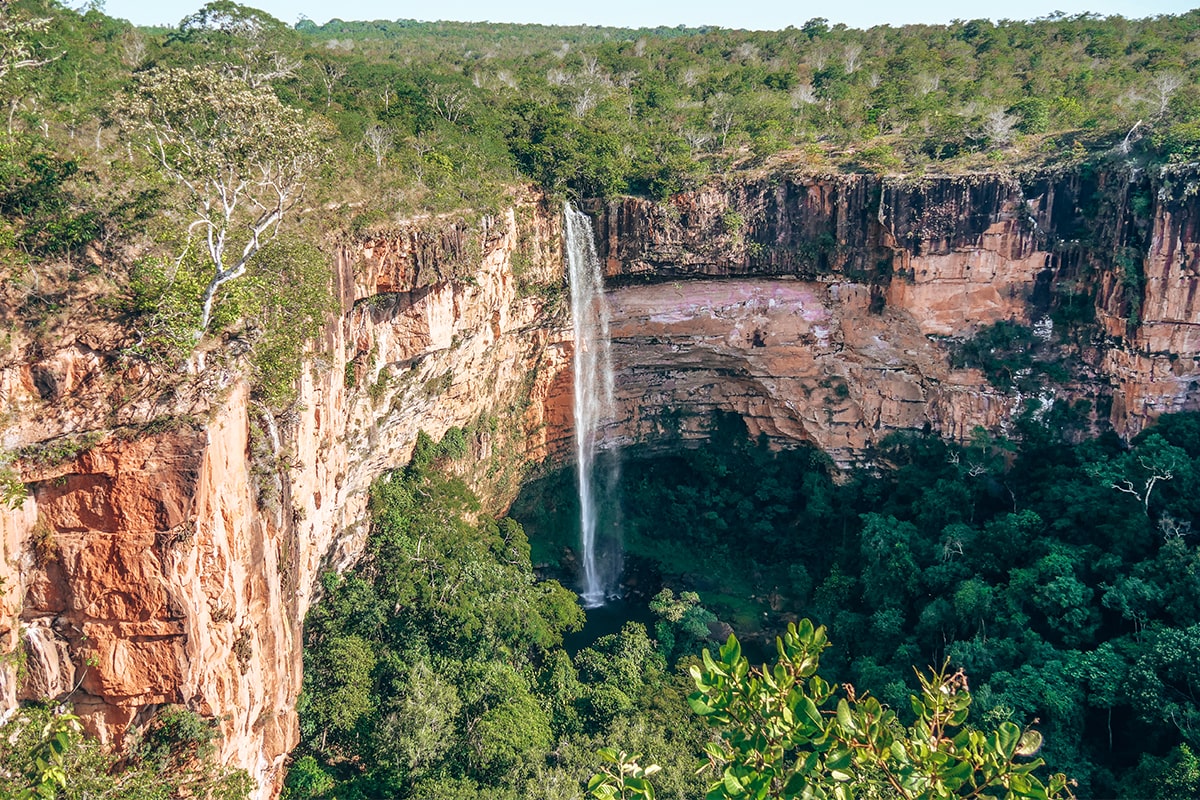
[2,166,1198,793]
[0,192,573,795]
[589,170,1200,463]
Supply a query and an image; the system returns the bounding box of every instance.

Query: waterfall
[564,203,616,608]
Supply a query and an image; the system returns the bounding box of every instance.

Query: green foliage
[588,748,660,800]
[516,410,1200,798]
[125,250,207,361]
[0,450,26,508]
[241,237,336,408]
[0,134,98,258]
[134,705,220,766]
[125,234,334,403]
[281,755,335,800]
[684,621,1070,799]
[950,321,1039,390]
[650,588,718,661]
[283,8,1200,195]
[294,463,597,796]
[0,703,252,799]
[16,430,103,467]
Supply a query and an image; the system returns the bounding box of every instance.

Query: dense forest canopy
[285,411,1200,799]
[3,0,1200,221]
[3,0,1198,364]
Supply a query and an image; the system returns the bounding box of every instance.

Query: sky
[101,0,1199,31]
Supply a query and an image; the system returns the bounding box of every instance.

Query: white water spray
[565,203,615,608]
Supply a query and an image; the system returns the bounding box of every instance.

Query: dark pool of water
[563,595,660,656]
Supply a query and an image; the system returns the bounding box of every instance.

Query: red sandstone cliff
[590,171,1200,461]
[1,169,1198,794]
[0,192,573,796]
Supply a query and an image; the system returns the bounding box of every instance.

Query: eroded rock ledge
[587,171,1200,460]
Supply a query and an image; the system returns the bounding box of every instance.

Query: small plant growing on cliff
[0,452,25,508]
[1,703,252,799]
[16,430,103,468]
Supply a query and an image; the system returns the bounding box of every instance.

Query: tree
[1150,72,1184,117]
[298,633,376,753]
[1087,434,1190,516]
[119,66,328,335]
[363,123,394,167]
[594,620,1073,800]
[0,0,57,84]
[172,1,301,88]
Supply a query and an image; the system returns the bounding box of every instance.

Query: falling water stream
[564,203,616,608]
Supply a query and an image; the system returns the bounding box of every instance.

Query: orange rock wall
[3,170,1199,795]
[0,194,572,797]
[592,172,1200,457]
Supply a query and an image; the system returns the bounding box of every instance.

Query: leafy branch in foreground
[588,748,661,800]
[594,619,1073,800]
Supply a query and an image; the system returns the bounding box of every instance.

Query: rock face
[589,171,1200,460]
[1,168,1199,794]
[0,192,572,796]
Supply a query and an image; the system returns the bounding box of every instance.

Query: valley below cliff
[3,165,1200,795]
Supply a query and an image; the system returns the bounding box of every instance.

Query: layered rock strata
[0,193,571,796]
[589,171,1200,459]
[1,167,1198,795]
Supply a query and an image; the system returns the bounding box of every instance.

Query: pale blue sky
[100,0,1199,30]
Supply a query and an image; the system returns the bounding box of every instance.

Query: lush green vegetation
[512,410,1200,798]
[290,10,1200,194]
[286,434,712,799]
[0,703,251,799]
[291,427,1090,799]
[4,1,1200,796]
[602,621,1071,800]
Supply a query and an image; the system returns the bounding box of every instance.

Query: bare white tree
[573,86,598,117]
[319,61,346,108]
[0,2,59,92]
[1087,435,1185,516]
[712,108,735,149]
[1150,71,1184,116]
[120,30,146,67]
[1159,513,1192,540]
[427,87,467,123]
[809,46,830,72]
[735,42,759,62]
[683,129,711,153]
[363,124,394,167]
[916,74,940,96]
[1120,120,1143,154]
[984,109,1018,146]
[790,84,817,108]
[410,132,437,181]
[843,43,863,73]
[120,67,328,335]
